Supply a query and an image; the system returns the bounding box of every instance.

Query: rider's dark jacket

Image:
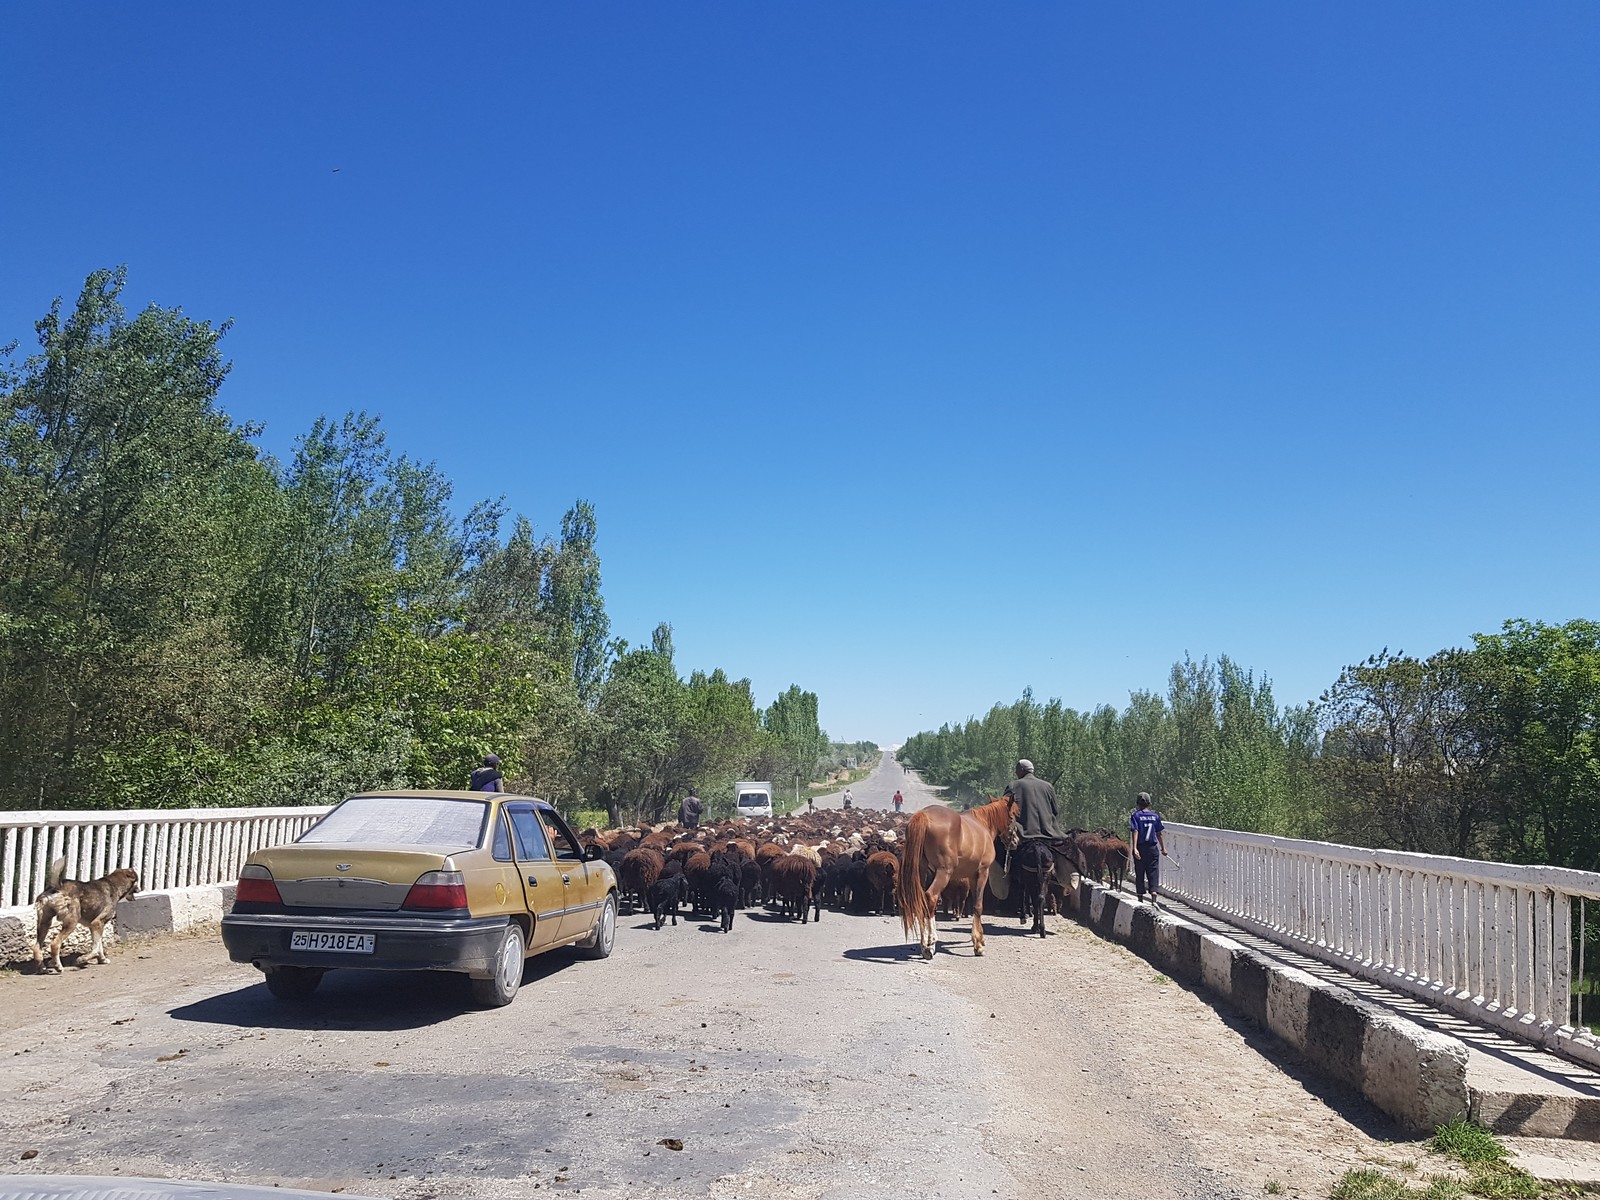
[1004,773,1065,840]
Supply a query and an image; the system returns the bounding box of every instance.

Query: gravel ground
[1,758,1453,1200]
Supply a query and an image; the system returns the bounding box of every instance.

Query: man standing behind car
[679,786,704,829]
[470,754,503,792]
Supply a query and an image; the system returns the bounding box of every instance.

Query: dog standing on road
[33,857,141,974]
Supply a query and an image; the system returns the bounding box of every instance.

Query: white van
[734,780,774,819]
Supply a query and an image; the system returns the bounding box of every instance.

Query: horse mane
[967,796,1015,837]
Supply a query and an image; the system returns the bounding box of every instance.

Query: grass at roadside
[1329,1120,1548,1200]
[809,760,880,793]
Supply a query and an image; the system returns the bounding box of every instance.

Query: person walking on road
[1129,791,1167,903]
[842,788,853,809]
[678,786,704,829]
[469,754,503,792]
[893,789,904,813]
[1003,759,1064,840]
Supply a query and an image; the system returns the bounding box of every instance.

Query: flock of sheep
[579,808,1134,932]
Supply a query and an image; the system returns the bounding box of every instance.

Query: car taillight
[402,871,468,911]
[236,865,282,905]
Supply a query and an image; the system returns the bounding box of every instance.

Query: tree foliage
[899,660,1317,834]
[0,270,833,816]
[903,623,1600,872]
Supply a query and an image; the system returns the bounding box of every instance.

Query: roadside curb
[1077,880,1470,1132]
[0,883,235,967]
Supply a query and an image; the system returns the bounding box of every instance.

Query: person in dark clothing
[469,754,503,792]
[678,787,704,829]
[1129,791,1168,903]
[1003,759,1064,840]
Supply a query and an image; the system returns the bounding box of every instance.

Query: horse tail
[897,812,931,939]
[43,856,67,894]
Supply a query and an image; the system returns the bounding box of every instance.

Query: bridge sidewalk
[1151,891,1600,1172]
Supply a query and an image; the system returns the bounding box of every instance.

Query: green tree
[0,267,265,807]
[1472,620,1600,868]
[1318,647,1489,854]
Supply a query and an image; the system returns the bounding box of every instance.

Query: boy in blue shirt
[1129,791,1167,904]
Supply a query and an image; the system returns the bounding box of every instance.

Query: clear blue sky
[4,5,1596,744]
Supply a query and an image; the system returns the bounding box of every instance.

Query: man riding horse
[1004,759,1063,936]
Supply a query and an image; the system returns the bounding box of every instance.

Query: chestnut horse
[895,796,1018,959]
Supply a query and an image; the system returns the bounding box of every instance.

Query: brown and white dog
[33,857,141,974]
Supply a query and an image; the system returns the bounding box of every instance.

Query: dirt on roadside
[929,915,1457,1200]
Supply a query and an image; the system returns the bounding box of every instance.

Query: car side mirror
[584,844,604,861]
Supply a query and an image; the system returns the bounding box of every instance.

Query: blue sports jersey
[1130,808,1164,849]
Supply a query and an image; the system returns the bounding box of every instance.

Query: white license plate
[290,930,375,954]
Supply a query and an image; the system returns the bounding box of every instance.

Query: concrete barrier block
[1171,923,1204,982]
[1153,917,1180,965]
[1086,883,1106,926]
[1130,904,1159,958]
[1360,1008,1471,1131]
[1264,966,1322,1051]
[1306,985,1372,1089]
[116,891,176,935]
[1230,952,1271,1026]
[1200,932,1243,996]
[0,912,34,964]
[1111,895,1135,939]
[117,885,225,935]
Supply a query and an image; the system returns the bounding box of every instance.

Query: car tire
[263,965,323,1001]
[470,921,525,1007]
[575,894,617,960]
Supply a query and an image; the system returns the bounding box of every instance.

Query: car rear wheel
[470,921,525,1007]
[264,965,323,1000]
[575,894,617,960]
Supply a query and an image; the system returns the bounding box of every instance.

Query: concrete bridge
[6,757,1600,1197]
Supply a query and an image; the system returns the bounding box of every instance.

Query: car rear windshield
[298,796,489,849]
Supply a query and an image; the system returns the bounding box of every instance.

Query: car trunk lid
[252,845,455,911]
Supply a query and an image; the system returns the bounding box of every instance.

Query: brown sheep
[685,851,715,915]
[863,851,899,915]
[768,855,820,923]
[618,848,665,914]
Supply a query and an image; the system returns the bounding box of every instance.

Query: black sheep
[739,860,762,908]
[648,872,690,930]
[715,872,740,932]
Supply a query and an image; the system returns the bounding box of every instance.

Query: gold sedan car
[222,791,618,1006]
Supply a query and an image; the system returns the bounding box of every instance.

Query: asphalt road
[2,755,1421,1200]
[808,750,935,812]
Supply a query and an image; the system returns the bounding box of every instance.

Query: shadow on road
[841,942,922,963]
[167,954,581,1031]
[982,923,1052,939]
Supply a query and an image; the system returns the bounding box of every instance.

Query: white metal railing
[1164,822,1600,1066]
[1,806,332,909]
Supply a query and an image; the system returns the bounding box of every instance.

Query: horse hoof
[974,947,984,956]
